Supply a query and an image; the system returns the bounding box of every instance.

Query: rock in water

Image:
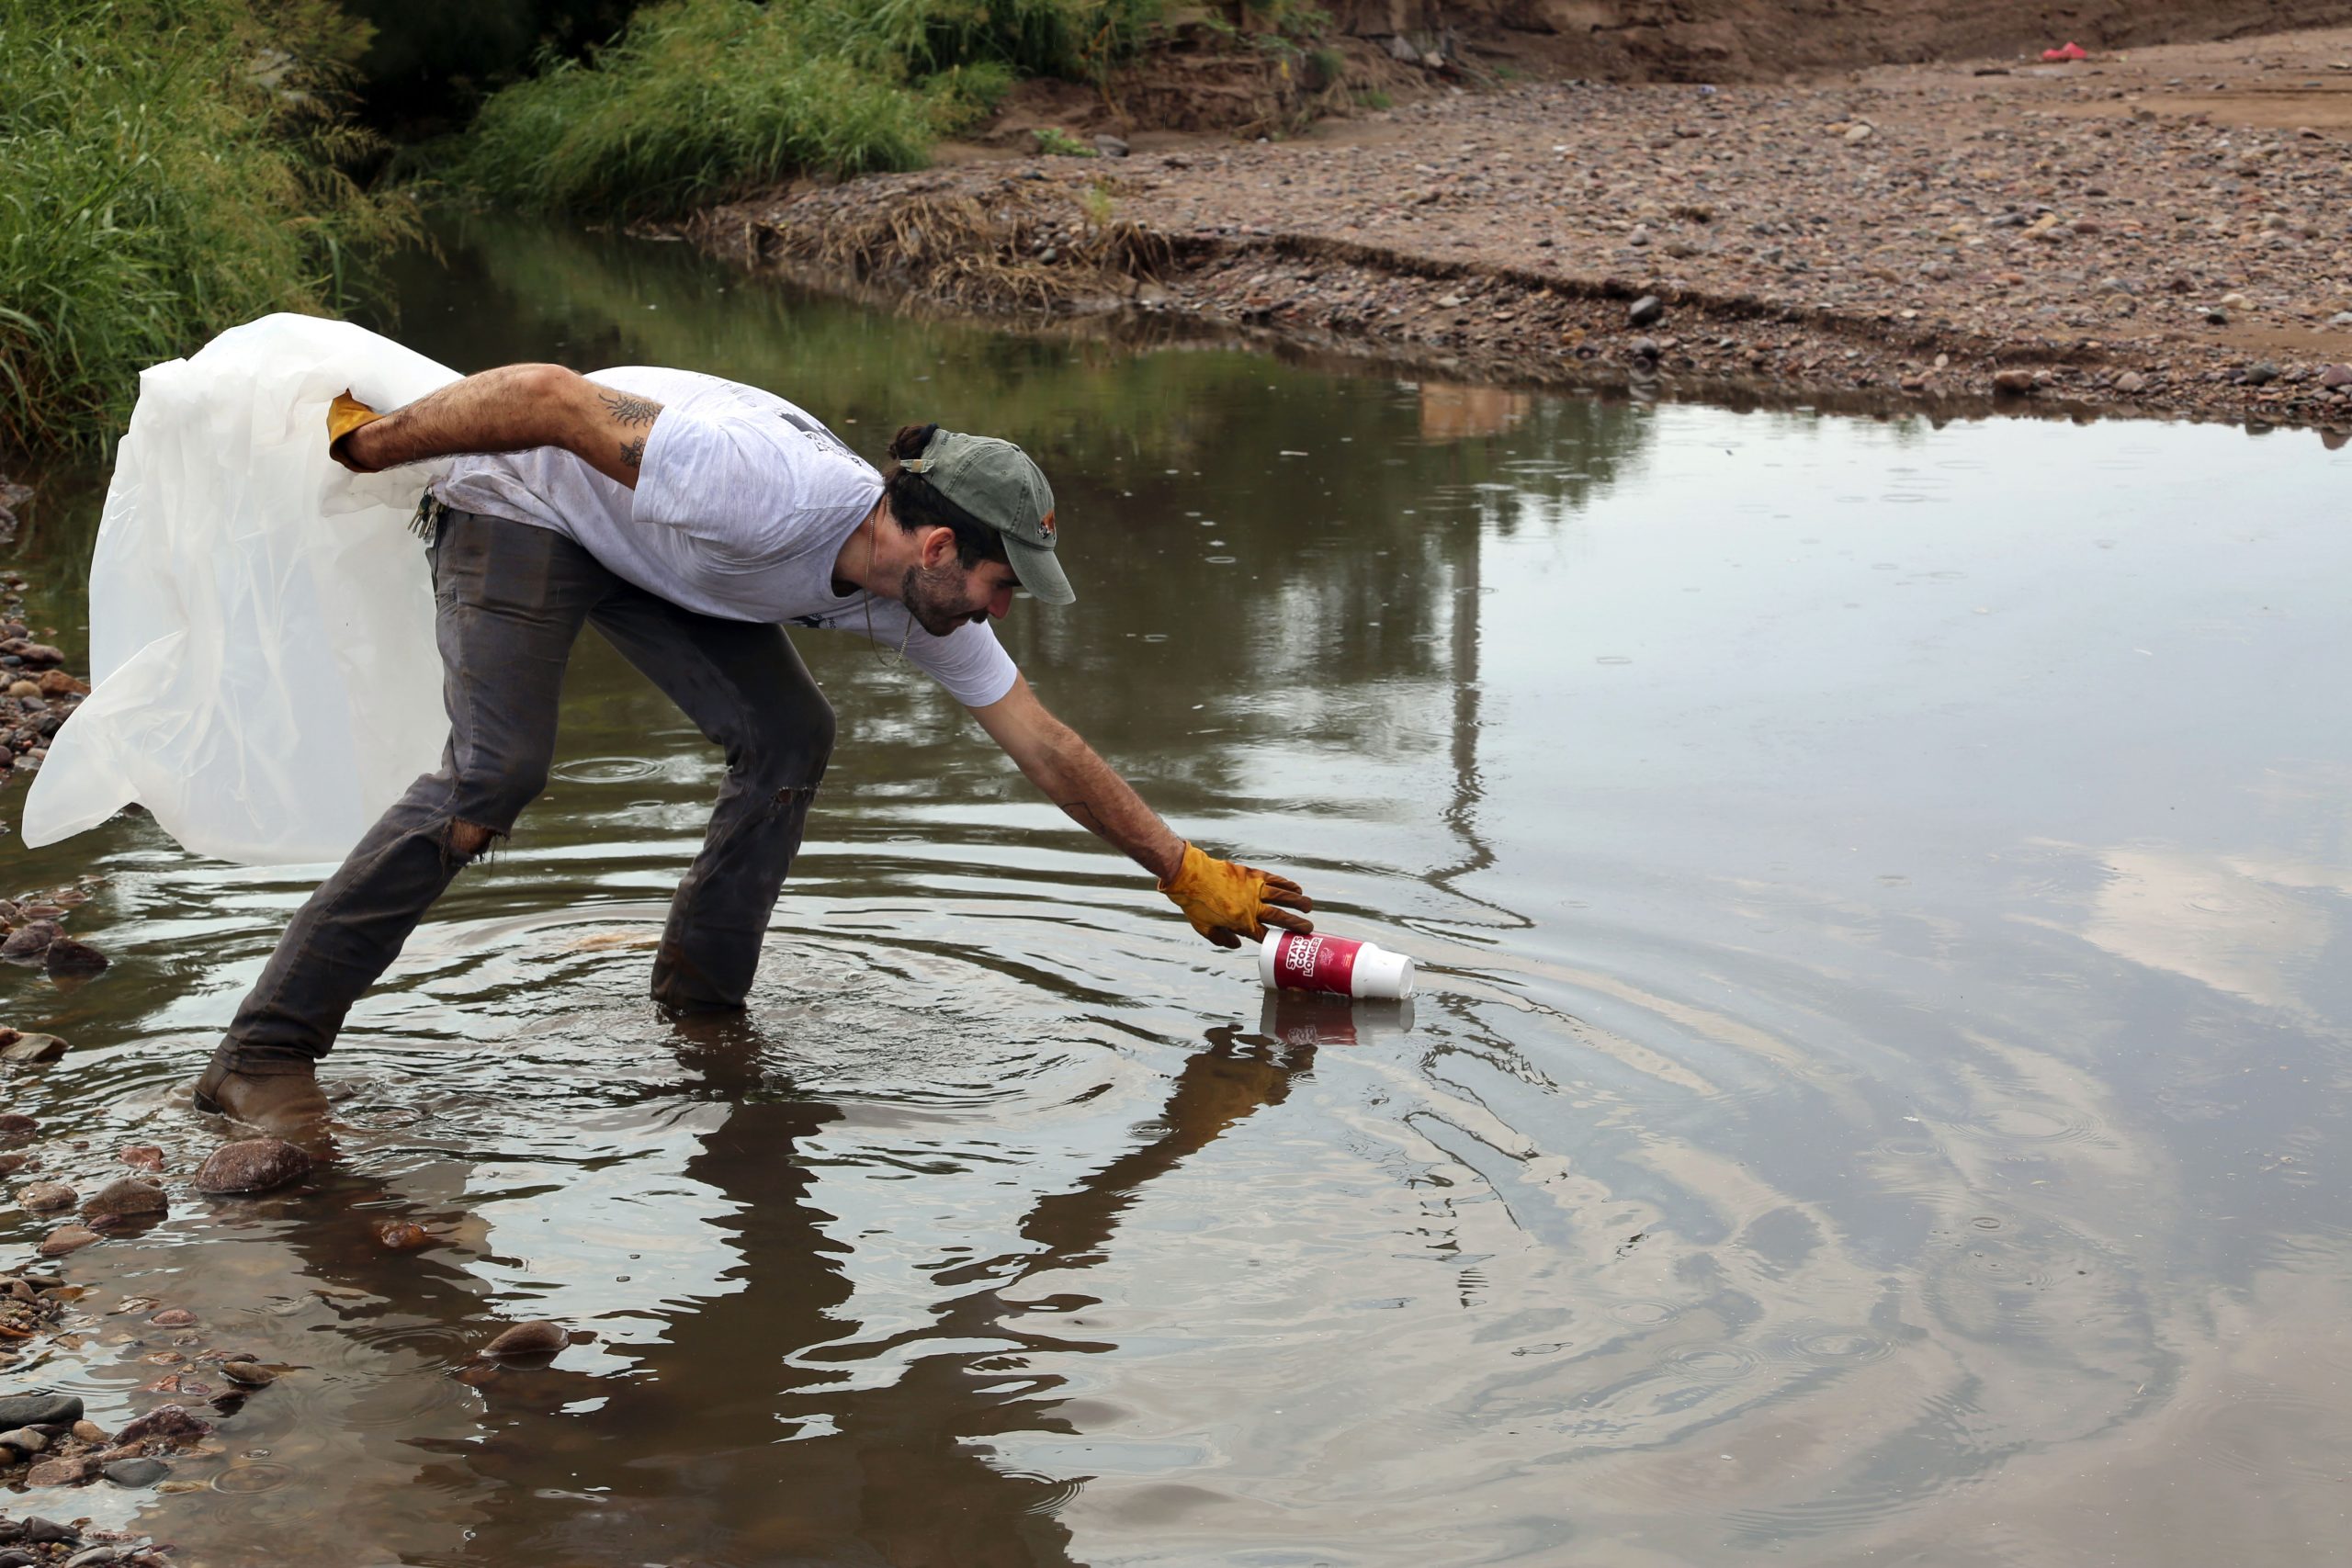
[1992,368,2037,393]
[0,921,58,962]
[148,1307,197,1328]
[0,1425,49,1455]
[219,1358,276,1388]
[374,1220,433,1251]
[0,1393,85,1427]
[112,1403,212,1448]
[0,1033,67,1065]
[42,938,107,976]
[0,1111,38,1134]
[80,1178,167,1226]
[1627,294,1665,327]
[192,1137,312,1194]
[103,1457,169,1487]
[24,1453,100,1487]
[17,1180,76,1211]
[119,1145,164,1171]
[39,1224,100,1257]
[481,1319,569,1359]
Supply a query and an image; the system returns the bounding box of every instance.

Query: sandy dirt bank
[693,27,2352,434]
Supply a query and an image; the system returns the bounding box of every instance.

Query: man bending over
[192,362,1315,1134]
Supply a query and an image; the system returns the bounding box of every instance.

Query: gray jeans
[202,505,835,1078]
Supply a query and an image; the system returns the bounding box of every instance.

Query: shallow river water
[6,219,2352,1567]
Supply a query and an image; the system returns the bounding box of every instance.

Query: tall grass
[0,0,419,457]
[455,0,1167,221]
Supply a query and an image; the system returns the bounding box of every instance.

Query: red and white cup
[1258,929,1416,1000]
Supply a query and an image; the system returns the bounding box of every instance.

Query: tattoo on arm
[600,392,662,425]
[1057,800,1108,835]
[620,436,646,469]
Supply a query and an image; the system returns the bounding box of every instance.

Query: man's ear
[919,525,959,568]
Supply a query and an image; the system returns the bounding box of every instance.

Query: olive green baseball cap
[902,429,1073,605]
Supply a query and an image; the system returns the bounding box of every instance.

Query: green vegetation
[455,0,1169,220]
[1033,128,1099,158]
[0,0,418,456]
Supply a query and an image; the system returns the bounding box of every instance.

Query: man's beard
[900,560,988,637]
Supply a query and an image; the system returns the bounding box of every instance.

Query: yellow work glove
[1157,842,1315,949]
[326,389,383,472]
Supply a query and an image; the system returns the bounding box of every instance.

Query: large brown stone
[80,1177,167,1226]
[192,1137,312,1194]
[38,1224,100,1257]
[18,1180,78,1212]
[24,1452,101,1487]
[113,1403,212,1449]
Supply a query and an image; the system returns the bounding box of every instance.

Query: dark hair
[885,423,1010,571]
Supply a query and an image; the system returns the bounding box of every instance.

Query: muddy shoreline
[686,29,2352,437]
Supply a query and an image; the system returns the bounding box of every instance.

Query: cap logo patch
[1037,509,1056,541]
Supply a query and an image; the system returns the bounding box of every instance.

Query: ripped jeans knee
[445,817,504,865]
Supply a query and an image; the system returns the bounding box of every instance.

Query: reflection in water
[4,216,2352,1566]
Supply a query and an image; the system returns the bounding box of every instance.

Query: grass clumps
[0,0,418,456]
[455,0,1168,221]
[1033,127,1100,157]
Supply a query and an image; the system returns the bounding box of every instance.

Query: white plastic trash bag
[21,312,461,865]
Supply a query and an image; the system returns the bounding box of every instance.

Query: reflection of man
[194,363,1315,1134]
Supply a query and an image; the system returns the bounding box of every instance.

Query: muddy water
[6,218,2352,1566]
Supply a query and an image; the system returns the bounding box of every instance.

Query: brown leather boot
[192,1060,332,1139]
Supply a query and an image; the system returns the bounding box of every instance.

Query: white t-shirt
[434,367,1019,707]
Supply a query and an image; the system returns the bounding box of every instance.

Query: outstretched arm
[331,364,665,489]
[970,674,1314,948]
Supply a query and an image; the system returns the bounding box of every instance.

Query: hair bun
[890,423,939,463]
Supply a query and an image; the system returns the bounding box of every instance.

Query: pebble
[0,1111,36,1134]
[2116,371,2149,393]
[101,1456,169,1487]
[2244,361,2281,385]
[481,1319,570,1359]
[71,1419,110,1444]
[2321,364,2352,389]
[119,1145,164,1171]
[0,1426,48,1455]
[39,1224,101,1257]
[18,1517,78,1543]
[1627,294,1664,327]
[192,1137,313,1194]
[375,1220,434,1251]
[1992,368,2037,393]
[1092,133,1129,157]
[149,1307,197,1328]
[79,1178,167,1226]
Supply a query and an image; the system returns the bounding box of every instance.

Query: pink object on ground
[2041,41,2087,62]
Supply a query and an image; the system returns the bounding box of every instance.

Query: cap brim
[1005,536,1075,606]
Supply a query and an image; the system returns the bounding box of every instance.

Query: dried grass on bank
[701,178,1172,314]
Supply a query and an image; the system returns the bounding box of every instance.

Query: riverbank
[690,27,2352,434]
